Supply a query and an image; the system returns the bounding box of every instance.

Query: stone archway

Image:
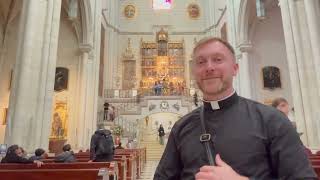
[138,112,181,160]
[236,0,292,103]
[50,0,94,152]
[143,112,181,132]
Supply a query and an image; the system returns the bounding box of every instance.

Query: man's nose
[206,60,216,72]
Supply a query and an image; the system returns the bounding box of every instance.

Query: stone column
[76,45,90,150]
[279,0,320,148]
[278,0,307,144]
[238,44,252,99]
[76,44,99,150]
[304,0,320,95]
[227,0,240,93]
[4,0,62,151]
[92,0,102,137]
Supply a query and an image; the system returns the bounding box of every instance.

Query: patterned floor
[137,161,159,180]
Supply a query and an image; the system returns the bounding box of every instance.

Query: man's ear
[233,63,239,76]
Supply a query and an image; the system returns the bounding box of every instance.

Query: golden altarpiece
[139,29,186,96]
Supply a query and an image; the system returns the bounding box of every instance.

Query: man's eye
[196,59,205,64]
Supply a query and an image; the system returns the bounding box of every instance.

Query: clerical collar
[203,90,238,110]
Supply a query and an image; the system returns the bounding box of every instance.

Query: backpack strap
[199,106,216,165]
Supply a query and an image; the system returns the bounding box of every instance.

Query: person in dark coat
[29,148,46,161]
[89,124,115,162]
[1,145,43,167]
[54,144,77,163]
[158,124,165,145]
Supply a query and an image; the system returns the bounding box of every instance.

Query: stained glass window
[153,0,172,10]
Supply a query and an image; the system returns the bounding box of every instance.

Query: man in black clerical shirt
[153,37,317,180]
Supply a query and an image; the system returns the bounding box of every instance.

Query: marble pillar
[238,44,252,99]
[4,0,62,151]
[279,0,320,148]
[304,0,320,96]
[278,0,308,144]
[76,45,91,150]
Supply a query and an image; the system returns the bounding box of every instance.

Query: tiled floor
[137,161,159,180]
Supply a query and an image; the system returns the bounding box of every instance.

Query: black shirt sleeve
[267,113,317,179]
[154,127,182,180]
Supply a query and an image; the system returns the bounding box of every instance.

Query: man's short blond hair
[192,37,236,60]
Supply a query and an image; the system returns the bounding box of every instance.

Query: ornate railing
[104,88,193,98]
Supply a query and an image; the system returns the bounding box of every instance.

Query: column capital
[79,44,93,53]
[237,43,253,52]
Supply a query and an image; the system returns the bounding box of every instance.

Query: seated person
[29,148,47,161]
[271,97,290,116]
[115,142,124,149]
[271,97,297,129]
[54,144,77,163]
[1,145,43,167]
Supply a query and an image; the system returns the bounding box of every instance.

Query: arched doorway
[138,112,181,160]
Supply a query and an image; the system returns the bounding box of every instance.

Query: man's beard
[197,78,229,98]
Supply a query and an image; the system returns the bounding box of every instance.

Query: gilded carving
[124,5,136,19]
[51,102,68,139]
[187,3,200,19]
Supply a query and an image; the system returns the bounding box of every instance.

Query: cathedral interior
[0,0,319,178]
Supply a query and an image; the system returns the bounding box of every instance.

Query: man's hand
[88,160,93,163]
[195,154,249,180]
[33,160,44,167]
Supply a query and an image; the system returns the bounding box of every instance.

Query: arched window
[153,0,172,10]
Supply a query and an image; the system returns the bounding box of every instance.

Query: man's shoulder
[238,96,280,114]
[172,107,200,132]
[238,96,291,127]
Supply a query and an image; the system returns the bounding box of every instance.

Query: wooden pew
[0,169,108,180]
[42,156,127,180]
[115,149,140,179]
[0,162,117,180]
[115,154,136,180]
[312,165,320,178]
[74,148,143,180]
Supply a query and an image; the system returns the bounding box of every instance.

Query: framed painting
[262,66,281,89]
[54,67,69,92]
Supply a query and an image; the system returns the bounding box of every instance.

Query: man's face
[193,41,238,99]
[15,148,23,157]
[277,102,289,116]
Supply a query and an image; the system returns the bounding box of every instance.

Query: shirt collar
[203,90,238,110]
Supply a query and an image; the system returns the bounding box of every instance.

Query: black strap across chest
[199,106,216,165]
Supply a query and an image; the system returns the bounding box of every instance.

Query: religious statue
[157,28,168,42]
[51,112,63,138]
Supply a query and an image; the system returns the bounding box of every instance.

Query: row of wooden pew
[0,148,146,180]
[308,154,320,179]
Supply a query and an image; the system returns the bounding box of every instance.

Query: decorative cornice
[101,6,227,36]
